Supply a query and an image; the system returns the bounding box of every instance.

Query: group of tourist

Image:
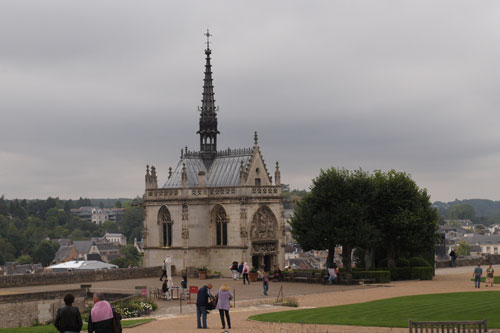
[54,292,121,333]
[195,283,233,330]
[472,263,495,289]
[229,261,251,284]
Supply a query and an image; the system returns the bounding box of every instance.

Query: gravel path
[125,265,494,333]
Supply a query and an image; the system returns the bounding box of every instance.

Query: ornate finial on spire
[168,166,172,179]
[204,28,212,50]
[198,30,219,158]
[239,160,247,185]
[146,164,150,175]
[181,148,184,158]
[254,131,258,145]
[185,146,188,154]
[181,163,188,185]
[275,161,281,186]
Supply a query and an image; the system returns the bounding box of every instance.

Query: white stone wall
[143,190,285,274]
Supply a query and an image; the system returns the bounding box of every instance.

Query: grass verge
[0,318,155,333]
[250,292,500,328]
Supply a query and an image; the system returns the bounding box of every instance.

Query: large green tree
[291,168,379,272]
[291,168,438,272]
[371,170,438,268]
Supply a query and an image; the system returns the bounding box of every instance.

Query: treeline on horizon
[433,199,500,226]
[0,196,144,266]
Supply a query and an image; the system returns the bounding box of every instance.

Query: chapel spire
[197,29,219,159]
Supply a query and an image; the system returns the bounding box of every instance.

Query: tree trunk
[364,248,375,270]
[326,247,335,268]
[387,244,396,268]
[342,244,353,272]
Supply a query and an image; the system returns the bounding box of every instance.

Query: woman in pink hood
[242,262,250,285]
[88,293,120,333]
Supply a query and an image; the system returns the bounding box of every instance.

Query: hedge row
[389,267,433,281]
[351,270,391,283]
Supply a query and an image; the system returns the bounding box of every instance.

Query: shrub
[351,270,391,283]
[115,298,157,318]
[198,266,208,271]
[410,256,431,268]
[390,267,433,281]
[282,297,299,307]
[397,258,410,267]
[411,267,433,280]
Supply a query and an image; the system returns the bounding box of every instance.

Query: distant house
[72,241,93,260]
[70,206,125,224]
[1,262,44,275]
[53,246,79,264]
[89,243,120,263]
[464,235,500,255]
[104,233,127,246]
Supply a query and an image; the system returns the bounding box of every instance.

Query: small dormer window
[256,167,260,174]
[255,178,261,186]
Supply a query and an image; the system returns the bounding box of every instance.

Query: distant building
[53,246,79,264]
[47,260,118,272]
[463,235,500,255]
[70,207,124,224]
[104,233,127,246]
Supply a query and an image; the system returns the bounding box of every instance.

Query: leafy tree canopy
[291,168,438,271]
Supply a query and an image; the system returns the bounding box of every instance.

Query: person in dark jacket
[196,283,213,329]
[237,263,244,280]
[88,293,115,333]
[54,293,83,333]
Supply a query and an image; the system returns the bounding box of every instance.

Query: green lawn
[470,276,500,283]
[250,292,499,328]
[0,318,155,333]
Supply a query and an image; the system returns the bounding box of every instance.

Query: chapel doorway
[251,254,273,272]
[250,205,279,273]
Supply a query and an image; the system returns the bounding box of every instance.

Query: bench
[409,319,488,332]
[350,278,376,285]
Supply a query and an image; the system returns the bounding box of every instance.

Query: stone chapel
[142,33,286,275]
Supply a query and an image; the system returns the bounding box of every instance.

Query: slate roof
[52,239,72,247]
[163,150,253,188]
[86,253,103,261]
[96,243,119,251]
[53,246,75,262]
[73,241,93,255]
[463,235,500,245]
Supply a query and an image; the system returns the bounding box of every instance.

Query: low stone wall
[0,288,86,328]
[0,266,162,288]
[436,254,500,268]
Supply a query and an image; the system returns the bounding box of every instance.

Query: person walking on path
[54,293,83,333]
[88,293,116,333]
[215,283,233,330]
[238,262,244,280]
[160,259,168,281]
[230,261,238,280]
[486,264,494,287]
[449,249,457,267]
[473,263,483,288]
[242,262,250,285]
[196,283,213,329]
[263,272,270,296]
[162,280,169,300]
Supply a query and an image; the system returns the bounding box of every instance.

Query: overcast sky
[1,1,500,202]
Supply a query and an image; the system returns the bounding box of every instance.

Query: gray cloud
[1,0,500,202]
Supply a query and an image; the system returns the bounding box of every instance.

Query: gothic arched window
[213,206,228,246]
[158,206,173,247]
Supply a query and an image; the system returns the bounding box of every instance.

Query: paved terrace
[0,266,491,332]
